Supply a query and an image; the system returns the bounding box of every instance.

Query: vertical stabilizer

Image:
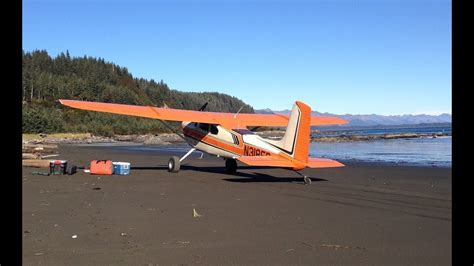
[267,101,311,163]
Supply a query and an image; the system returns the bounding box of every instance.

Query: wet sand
[23,144,451,265]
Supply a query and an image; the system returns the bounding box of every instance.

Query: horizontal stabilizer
[306,157,345,168]
[237,156,344,169]
[236,156,297,168]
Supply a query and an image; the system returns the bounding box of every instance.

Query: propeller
[198,102,208,111]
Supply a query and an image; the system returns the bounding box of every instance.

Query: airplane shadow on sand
[131,165,328,184]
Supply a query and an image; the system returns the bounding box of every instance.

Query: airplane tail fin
[267,101,311,163]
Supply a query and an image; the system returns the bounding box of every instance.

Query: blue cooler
[113,162,131,175]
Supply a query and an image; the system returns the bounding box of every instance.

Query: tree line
[22,50,254,135]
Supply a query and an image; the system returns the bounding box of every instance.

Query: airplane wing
[59,99,347,128]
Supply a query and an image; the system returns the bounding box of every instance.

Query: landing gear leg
[168,148,196,173]
[295,171,312,185]
[225,158,238,174]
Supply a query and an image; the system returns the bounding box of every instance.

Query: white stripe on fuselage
[242,134,281,154]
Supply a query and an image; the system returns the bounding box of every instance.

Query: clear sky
[23,0,451,115]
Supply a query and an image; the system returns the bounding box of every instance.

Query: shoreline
[23,131,451,145]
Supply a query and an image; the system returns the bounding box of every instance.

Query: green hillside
[22,50,254,136]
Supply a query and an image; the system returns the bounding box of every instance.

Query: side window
[231,134,239,145]
[210,125,219,135]
[198,123,210,132]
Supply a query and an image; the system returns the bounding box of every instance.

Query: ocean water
[310,136,451,167]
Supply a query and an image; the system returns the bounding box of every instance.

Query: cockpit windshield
[197,123,219,135]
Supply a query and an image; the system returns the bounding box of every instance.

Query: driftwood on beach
[22,144,58,153]
[22,159,52,168]
[22,153,42,159]
[22,142,59,160]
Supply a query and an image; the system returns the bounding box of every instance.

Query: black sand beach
[22,144,452,265]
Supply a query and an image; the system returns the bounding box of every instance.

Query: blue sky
[23,0,451,115]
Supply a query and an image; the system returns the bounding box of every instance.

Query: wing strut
[148,107,187,141]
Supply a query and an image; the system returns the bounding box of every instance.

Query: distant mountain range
[255,108,452,127]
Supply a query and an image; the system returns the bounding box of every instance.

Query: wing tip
[339,118,349,125]
[59,99,83,107]
[58,99,74,105]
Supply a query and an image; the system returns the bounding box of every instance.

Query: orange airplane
[59,99,347,184]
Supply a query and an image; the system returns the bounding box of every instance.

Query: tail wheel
[303,175,312,185]
[225,159,237,174]
[168,156,180,173]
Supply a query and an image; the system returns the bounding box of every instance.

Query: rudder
[267,101,311,163]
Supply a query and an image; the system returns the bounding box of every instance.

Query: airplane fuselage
[181,121,282,159]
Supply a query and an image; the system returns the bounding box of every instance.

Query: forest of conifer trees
[22,50,254,135]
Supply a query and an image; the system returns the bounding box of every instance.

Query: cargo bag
[90,160,113,175]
